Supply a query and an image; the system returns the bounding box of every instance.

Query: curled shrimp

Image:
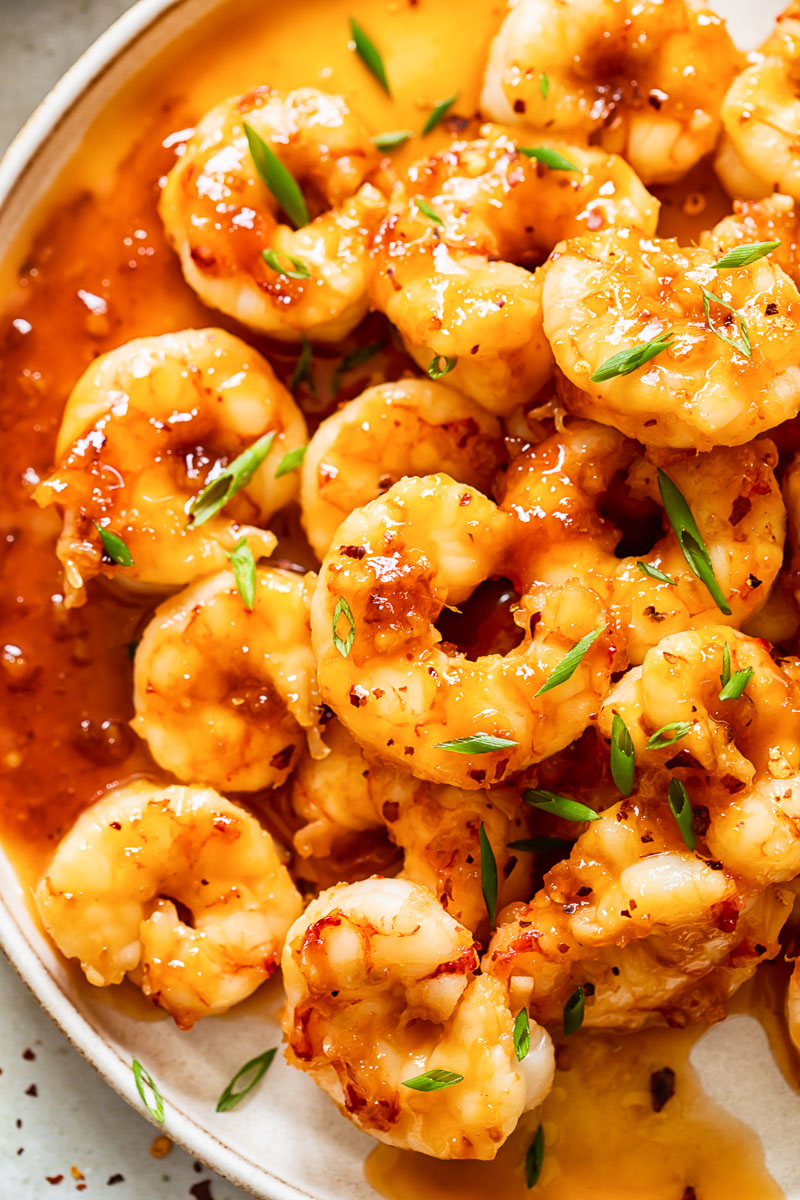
[132,565,324,792]
[311,473,615,789]
[700,194,800,289]
[291,720,533,933]
[500,419,785,663]
[34,328,306,605]
[542,226,800,449]
[367,125,658,414]
[300,378,506,560]
[281,876,554,1158]
[718,4,800,202]
[159,87,387,341]
[35,780,302,1029]
[480,0,738,184]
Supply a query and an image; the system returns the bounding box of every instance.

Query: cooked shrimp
[542,227,800,449]
[281,876,554,1158]
[480,0,739,184]
[301,379,506,560]
[718,4,800,202]
[701,194,800,288]
[159,87,387,341]
[35,781,302,1029]
[291,721,533,933]
[311,474,615,788]
[367,126,658,414]
[787,960,800,1055]
[500,419,785,663]
[34,329,306,606]
[132,566,323,792]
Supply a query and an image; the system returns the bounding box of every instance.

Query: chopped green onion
[636,561,676,586]
[720,641,731,689]
[539,73,550,100]
[94,523,133,567]
[289,335,315,395]
[610,713,635,797]
[712,240,780,270]
[216,1048,277,1113]
[373,130,413,151]
[534,624,607,697]
[479,822,498,926]
[243,122,308,229]
[428,354,457,379]
[423,93,458,135]
[701,287,751,360]
[332,596,355,658]
[647,721,692,751]
[402,1068,464,1092]
[132,1059,164,1123]
[590,332,674,382]
[228,537,257,611]
[435,734,518,754]
[350,18,391,94]
[719,666,754,702]
[523,789,600,823]
[657,468,731,615]
[513,1008,530,1062]
[188,432,275,528]
[526,1125,545,1188]
[507,836,572,855]
[668,778,696,850]
[275,445,307,478]
[415,196,444,225]
[262,248,310,279]
[331,340,386,394]
[519,146,579,171]
[563,985,585,1036]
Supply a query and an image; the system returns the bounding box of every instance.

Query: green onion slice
[289,336,315,395]
[428,354,457,379]
[590,332,674,383]
[132,1059,164,1123]
[436,734,518,754]
[402,1068,464,1092]
[720,641,731,689]
[332,596,355,658]
[188,432,275,528]
[519,146,579,171]
[415,196,444,225]
[610,713,635,797]
[216,1049,277,1113]
[275,445,307,478]
[243,122,309,229]
[423,93,458,135]
[262,248,310,279]
[350,17,391,94]
[373,130,413,151]
[479,822,498,926]
[657,468,731,615]
[513,1008,530,1062]
[534,624,607,697]
[636,561,676,586]
[668,778,696,850]
[539,73,550,100]
[563,985,585,1036]
[712,240,780,270]
[526,1124,545,1188]
[719,665,754,702]
[228,537,257,611]
[646,721,692,751]
[523,789,599,823]
[701,287,752,359]
[95,523,134,567]
[331,340,386,394]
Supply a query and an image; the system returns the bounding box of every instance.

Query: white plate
[0,1,796,1198]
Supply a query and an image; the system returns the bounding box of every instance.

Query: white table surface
[0,3,252,1196]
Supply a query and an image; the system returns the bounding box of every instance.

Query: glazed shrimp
[34,329,306,605]
[132,566,324,792]
[480,0,739,184]
[291,721,533,933]
[35,781,302,1029]
[500,420,785,663]
[701,194,800,289]
[368,126,659,414]
[311,474,615,789]
[159,87,387,341]
[718,4,800,202]
[281,877,555,1158]
[300,379,506,560]
[542,227,800,449]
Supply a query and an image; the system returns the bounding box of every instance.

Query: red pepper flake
[22,1048,36,1061]
[106,1175,124,1186]
[25,1084,38,1097]
[190,1184,218,1200]
[45,1176,63,1186]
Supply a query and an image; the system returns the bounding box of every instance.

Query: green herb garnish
[519,146,579,171]
[719,665,754,702]
[480,822,498,926]
[95,523,133,567]
[332,596,355,658]
[701,287,751,359]
[373,130,413,151]
[243,122,308,229]
[526,1124,545,1188]
[132,1059,164,1123]
[423,93,458,135]
[275,445,307,477]
[636,561,676,586]
[563,985,585,1036]
[228,537,257,611]
[262,248,310,279]
[513,1008,530,1062]
[428,354,457,379]
[331,340,386,394]
[534,624,607,697]
[188,432,275,528]
[713,241,780,270]
[668,778,696,850]
[402,1069,464,1092]
[610,713,635,797]
[415,196,444,225]
[289,335,315,394]
[539,74,550,99]
[436,734,518,754]
[647,721,692,751]
[350,18,391,94]
[216,1049,277,1113]
[657,468,731,615]
[590,332,674,383]
[523,789,600,823]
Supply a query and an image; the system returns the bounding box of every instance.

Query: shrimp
[281,876,555,1158]
[500,419,785,664]
[480,0,739,184]
[35,781,302,1029]
[787,960,800,1056]
[159,87,387,341]
[541,226,800,449]
[718,4,800,202]
[300,379,506,560]
[367,126,659,414]
[34,329,306,606]
[291,721,534,933]
[132,566,324,792]
[311,473,615,789]
[700,194,800,289]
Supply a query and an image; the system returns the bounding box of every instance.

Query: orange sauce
[0,1,792,1197]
